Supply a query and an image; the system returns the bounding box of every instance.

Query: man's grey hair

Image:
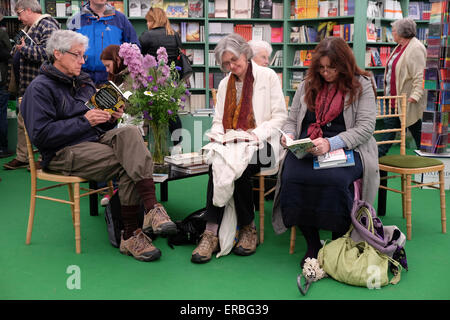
[392,18,417,39]
[248,40,273,57]
[214,33,253,72]
[46,30,89,61]
[15,0,42,14]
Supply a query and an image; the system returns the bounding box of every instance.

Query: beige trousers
[47,126,153,206]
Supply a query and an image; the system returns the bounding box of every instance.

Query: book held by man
[313,149,355,170]
[85,81,129,114]
[277,128,315,159]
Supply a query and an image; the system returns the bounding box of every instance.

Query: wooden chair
[24,127,114,253]
[253,96,296,248]
[375,94,446,240]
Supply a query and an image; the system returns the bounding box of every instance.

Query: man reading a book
[20,30,176,262]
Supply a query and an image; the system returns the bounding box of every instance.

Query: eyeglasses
[16,9,25,16]
[319,65,337,73]
[65,51,87,62]
[221,56,241,70]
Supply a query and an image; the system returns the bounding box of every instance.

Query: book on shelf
[271,27,283,43]
[206,130,256,144]
[230,0,251,19]
[152,173,168,183]
[188,0,203,17]
[186,22,200,42]
[277,128,315,159]
[234,24,253,42]
[55,0,66,17]
[164,152,207,166]
[85,81,129,114]
[327,0,338,17]
[128,0,141,17]
[272,2,283,19]
[140,0,150,16]
[214,0,228,18]
[259,0,273,18]
[164,1,188,18]
[270,50,283,67]
[313,149,355,170]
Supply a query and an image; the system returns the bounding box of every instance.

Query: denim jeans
[0,86,9,152]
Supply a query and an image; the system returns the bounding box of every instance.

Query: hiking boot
[191,230,219,264]
[27,161,42,172]
[233,224,258,256]
[119,228,161,262]
[3,158,28,170]
[143,203,177,236]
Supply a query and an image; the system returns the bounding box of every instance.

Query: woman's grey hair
[248,40,273,57]
[392,18,416,39]
[46,30,89,62]
[214,33,253,72]
[15,0,42,14]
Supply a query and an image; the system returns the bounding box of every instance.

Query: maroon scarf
[222,61,255,130]
[307,83,345,139]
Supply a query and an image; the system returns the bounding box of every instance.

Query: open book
[313,149,355,170]
[206,130,255,144]
[277,128,315,159]
[85,81,130,114]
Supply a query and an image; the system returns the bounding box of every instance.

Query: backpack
[167,208,207,248]
[104,192,147,248]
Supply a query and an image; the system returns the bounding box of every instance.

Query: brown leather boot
[233,224,258,256]
[191,230,219,264]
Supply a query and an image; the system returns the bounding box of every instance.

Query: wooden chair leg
[26,180,37,245]
[439,170,447,234]
[401,174,407,219]
[74,183,81,254]
[289,227,296,254]
[259,175,265,244]
[405,175,412,240]
[68,183,75,225]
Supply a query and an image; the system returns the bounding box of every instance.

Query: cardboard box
[414,150,450,189]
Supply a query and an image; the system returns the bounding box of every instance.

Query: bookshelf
[0,0,431,108]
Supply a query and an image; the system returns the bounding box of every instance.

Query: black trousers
[204,142,274,227]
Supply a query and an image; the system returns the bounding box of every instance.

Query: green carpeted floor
[0,149,449,301]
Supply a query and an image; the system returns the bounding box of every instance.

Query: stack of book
[313,149,355,170]
[421,0,450,154]
[164,152,209,174]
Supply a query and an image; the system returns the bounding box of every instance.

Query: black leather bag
[175,34,193,81]
[176,49,193,80]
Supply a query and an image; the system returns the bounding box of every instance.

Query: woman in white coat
[378,18,427,156]
[191,33,287,263]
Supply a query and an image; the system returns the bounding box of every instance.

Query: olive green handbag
[318,229,402,288]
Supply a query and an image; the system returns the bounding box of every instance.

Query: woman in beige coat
[272,37,379,267]
[378,18,427,156]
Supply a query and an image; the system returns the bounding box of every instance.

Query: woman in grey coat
[272,37,380,267]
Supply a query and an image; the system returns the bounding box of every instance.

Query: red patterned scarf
[307,83,345,139]
[222,61,256,130]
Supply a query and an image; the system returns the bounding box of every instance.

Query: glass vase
[148,121,169,172]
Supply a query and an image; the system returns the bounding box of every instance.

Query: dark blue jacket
[67,3,139,85]
[21,62,116,168]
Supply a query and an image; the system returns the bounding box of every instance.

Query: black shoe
[0,150,14,159]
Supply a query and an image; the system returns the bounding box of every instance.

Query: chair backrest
[23,126,38,173]
[374,94,407,155]
[285,96,289,110]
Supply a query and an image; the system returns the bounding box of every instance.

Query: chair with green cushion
[375,94,446,240]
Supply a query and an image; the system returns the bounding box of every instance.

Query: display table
[413,150,450,190]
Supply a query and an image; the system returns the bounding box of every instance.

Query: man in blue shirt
[67,0,139,86]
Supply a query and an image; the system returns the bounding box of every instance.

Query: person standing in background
[378,18,427,156]
[0,13,13,159]
[3,0,59,170]
[67,0,139,86]
[139,7,183,148]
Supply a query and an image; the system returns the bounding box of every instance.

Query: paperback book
[164,152,207,167]
[85,81,129,114]
[313,149,355,170]
[277,128,315,159]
